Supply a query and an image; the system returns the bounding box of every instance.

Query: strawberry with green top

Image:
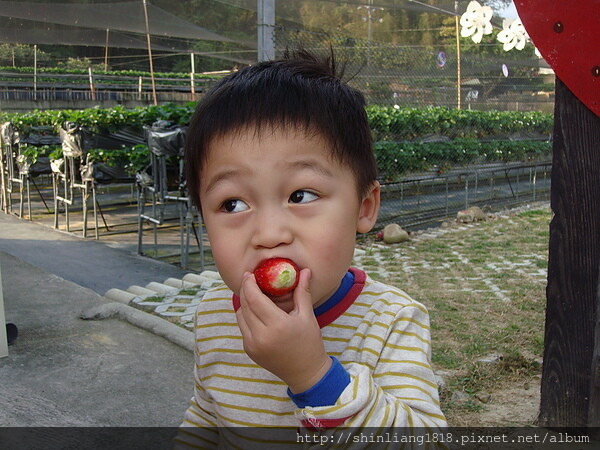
[254,258,300,297]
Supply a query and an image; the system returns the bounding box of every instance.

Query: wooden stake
[142,0,157,106]
[190,53,195,96]
[104,28,110,72]
[88,67,96,101]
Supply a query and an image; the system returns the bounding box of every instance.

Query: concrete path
[0,211,195,434]
[0,212,189,295]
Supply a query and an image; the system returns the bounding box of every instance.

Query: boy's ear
[357,181,381,234]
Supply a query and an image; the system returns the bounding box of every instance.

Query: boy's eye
[222,199,249,213]
[289,190,319,204]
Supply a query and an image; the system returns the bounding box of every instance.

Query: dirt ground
[463,377,541,427]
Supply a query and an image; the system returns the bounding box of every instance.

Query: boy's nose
[250,207,293,249]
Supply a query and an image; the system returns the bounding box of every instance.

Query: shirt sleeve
[294,302,447,442]
[287,356,351,408]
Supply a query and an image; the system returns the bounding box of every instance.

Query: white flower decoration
[460,1,493,44]
[497,18,528,51]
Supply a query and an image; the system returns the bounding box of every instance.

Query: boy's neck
[231,268,366,328]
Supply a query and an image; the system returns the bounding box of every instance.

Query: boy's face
[199,126,380,312]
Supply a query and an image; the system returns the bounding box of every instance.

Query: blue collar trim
[313,271,355,317]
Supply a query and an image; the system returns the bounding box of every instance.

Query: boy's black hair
[184,48,377,209]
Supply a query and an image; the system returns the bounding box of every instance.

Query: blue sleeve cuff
[287,356,351,408]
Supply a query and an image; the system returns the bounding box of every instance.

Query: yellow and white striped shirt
[176,268,446,448]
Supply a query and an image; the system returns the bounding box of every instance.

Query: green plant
[374,139,551,181]
[19,144,61,163]
[0,65,222,82]
[49,147,63,161]
[87,145,150,175]
[0,105,554,182]
[143,295,166,303]
[367,106,553,140]
[178,288,202,296]
[57,57,105,72]
[0,103,197,131]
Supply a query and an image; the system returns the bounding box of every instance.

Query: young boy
[176,49,446,447]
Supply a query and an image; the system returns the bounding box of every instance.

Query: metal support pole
[0,261,8,358]
[455,1,461,110]
[445,177,449,215]
[33,45,37,101]
[357,0,384,69]
[257,0,275,62]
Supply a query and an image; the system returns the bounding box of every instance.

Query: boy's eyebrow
[203,159,334,194]
[284,159,334,178]
[203,167,250,193]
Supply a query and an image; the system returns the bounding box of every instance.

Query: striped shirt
[176,268,446,448]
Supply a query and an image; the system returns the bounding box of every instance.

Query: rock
[456,206,487,223]
[200,270,222,280]
[457,206,486,223]
[201,280,220,290]
[450,391,469,402]
[353,248,367,258]
[434,374,446,390]
[475,392,492,403]
[382,223,409,244]
[468,206,486,221]
[457,210,474,223]
[478,353,503,364]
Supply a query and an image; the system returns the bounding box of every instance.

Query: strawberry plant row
[1,104,554,139]
[375,139,551,181]
[0,66,221,80]
[23,138,551,181]
[3,104,554,179]
[0,103,196,132]
[366,106,554,140]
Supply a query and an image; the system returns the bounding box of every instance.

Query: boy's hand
[236,268,332,394]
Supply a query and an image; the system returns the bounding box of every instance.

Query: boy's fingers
[239,272,264,324]
[239,272,279,326]
[293,268,313,315]
[235,307,252,340]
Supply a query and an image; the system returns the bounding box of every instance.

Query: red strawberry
[254,258,300,297]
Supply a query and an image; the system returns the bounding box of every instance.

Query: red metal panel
[515,0,600,117]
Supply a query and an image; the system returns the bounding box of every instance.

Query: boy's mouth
[253,257,300,298]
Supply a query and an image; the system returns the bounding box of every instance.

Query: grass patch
[178,287,203,296]
[143,295,167,303]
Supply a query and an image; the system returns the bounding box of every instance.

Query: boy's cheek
[203,240,238,291]
[216,267,243,297]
